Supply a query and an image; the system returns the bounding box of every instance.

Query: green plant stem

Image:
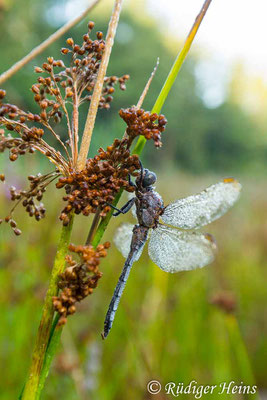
[225,314,259,400]
[36,314,61,400]
[21,214,74,400]
[91,190,122,248]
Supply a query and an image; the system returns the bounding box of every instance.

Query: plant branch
[137,58,159,109]
[123,58,159,140]
[72,82,79,166]
[50,70,75,163]
[77,0,124,171]
[86,206,102,245]
[43,122,71,163]
[0,0,100,86]
[21,214,74,400]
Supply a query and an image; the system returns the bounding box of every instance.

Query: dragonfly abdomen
[102,225,148,339]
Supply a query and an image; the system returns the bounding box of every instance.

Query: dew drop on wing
[148,224,217,272]
[161,179,241,230]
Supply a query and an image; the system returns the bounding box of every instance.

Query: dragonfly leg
[139,159,144,181]
[107,197,135,217]
[128,174,136,188]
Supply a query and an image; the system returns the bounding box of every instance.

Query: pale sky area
[51,0,267,108]
[147,0,266,72]
[145,0,267,107]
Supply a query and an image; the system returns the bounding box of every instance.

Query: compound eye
[143,170,157,187]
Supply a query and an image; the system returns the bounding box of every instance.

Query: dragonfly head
[142,169,157,188]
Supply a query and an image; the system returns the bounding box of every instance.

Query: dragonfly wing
[161,178,241,229]
[114,223,144,261]
[148,224,217,273]
[114,223,135,259]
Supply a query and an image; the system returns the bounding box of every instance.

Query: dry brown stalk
[77,0,124,171]
[0,0,100,86]
[123,58,159,140]
[136,58,160,109]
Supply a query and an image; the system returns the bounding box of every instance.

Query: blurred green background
[0,0,266,399]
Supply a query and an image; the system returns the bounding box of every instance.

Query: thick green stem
[91,190,122,248]
[36,314,61,400]
[21,215,74,400]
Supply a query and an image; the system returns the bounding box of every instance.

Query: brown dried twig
[0,0,100,86]
[77,0,124,171]
[123,58,159,140]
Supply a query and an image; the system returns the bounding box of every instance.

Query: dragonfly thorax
[135,190,164,228]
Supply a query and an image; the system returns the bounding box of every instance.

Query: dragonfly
[102,163,241,338]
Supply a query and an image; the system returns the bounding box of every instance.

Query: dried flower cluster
[53,241,110,325]
[119,107,167,147]
[0,23,129,172]
[0,22,168,235]
[57,139,140,223]
[0,23,131,232]
[0,89,69,172]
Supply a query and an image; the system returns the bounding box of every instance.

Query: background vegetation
[0,0,266,398]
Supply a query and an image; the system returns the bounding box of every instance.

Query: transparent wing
[114,223,135,259]
[114,223,145,261]
[161,178,241,229]
[148,224,217,273]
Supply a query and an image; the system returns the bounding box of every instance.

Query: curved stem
[21,214,74,400]
[43,122,72,164]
